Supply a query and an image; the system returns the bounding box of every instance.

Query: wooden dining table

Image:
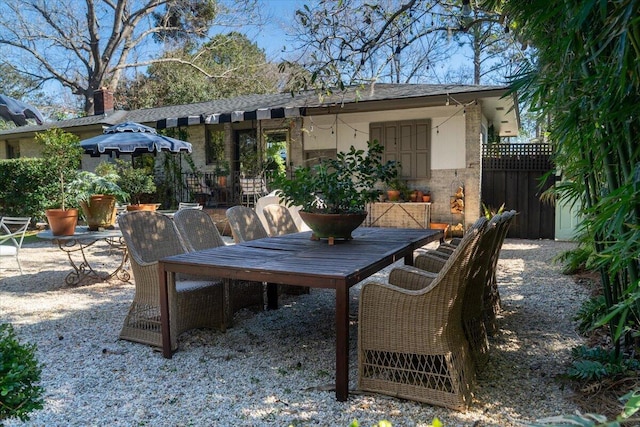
[158,226,443,401]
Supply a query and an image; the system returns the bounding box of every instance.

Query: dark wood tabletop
[158,227,443,401]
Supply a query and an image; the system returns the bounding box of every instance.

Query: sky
[242,0,307,61]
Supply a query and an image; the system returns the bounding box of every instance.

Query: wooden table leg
[266,283,278,310]
[159,264,173,359]
[335,282,349,401]
[223,278,233,329]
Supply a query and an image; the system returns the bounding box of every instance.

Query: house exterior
[0,84,519,226]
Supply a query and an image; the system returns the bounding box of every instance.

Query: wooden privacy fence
[481,143,556,239]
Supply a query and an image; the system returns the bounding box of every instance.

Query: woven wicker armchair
[174,208,264,311]
[358,223,485,410]
[262,204,299,236]
[173,208,225,252]
[118,211,224,350]
[414,216,500,368]
[484,210,517,335]
[226,205,268,243]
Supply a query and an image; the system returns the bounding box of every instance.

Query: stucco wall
[301,107,467,171]
[301,105,482,227]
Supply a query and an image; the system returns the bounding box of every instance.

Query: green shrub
[553,244,594,275]
[575,295,608,335]
[0,323,44,422]
[567,346,640,381]
[0,158,66,221]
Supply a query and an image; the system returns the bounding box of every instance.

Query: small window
[205,125,225,165]
[6,141,20,159]
[237,129,259,175]
[264,130,288,179]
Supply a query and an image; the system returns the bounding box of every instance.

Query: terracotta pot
[422,194,431,202]
[126,203,158,212]
[80,194,117,231]
[45,208,79,236]
[387,190,401,201]
[298,211,367,244]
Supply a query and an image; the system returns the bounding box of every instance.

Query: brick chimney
[93,87,114,116]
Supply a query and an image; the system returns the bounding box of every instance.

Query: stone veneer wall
[425,103,482,230]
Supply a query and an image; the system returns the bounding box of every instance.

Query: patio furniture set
[7,204,515,411]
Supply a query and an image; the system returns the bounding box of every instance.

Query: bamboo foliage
[481,0,640,350]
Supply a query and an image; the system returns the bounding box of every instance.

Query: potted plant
[214,160,230,187]
[36,128,84,236]
[386,177,409,202]
[274,140,398,243]
[67,170,128,230]
[114,159,157,211]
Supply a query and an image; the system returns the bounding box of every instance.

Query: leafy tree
[119,32,280,109]
[480,0,640,352]
[0,0,262,114]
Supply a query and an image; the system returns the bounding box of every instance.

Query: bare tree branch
[0,0,262,114]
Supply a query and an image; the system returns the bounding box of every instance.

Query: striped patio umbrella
[0,94,45,126]
[79,122,192,157]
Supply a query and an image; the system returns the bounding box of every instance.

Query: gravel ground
[0,237,587,426]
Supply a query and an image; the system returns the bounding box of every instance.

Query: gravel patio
[0,237,586,426]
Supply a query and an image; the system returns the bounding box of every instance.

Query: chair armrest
[436,245,455,255]
[359,279,445,341]
[414,252,447,273]
[388,265,436,290]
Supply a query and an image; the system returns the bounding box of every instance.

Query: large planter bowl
[298,211,367,245]
[80,194,117,231]
[126,203,159,212]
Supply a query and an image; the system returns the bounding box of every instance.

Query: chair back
[262,204,299,236]
[420,217,488,330]
[226,206,268,243]
[0,216,31,251]
[178,202,203,210]
[173,209,225,252]
[483,210,517,334]
[118,211,186,265]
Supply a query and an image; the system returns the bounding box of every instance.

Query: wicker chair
[226,205,268,243]
[416,212,517,338]
[173,208,264,311]
[117,211,224,351]
[358,221,485,411]
[173,208,225,252]
[483,210,517,335]
[262,204,299,236]
[413,215,500,369]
